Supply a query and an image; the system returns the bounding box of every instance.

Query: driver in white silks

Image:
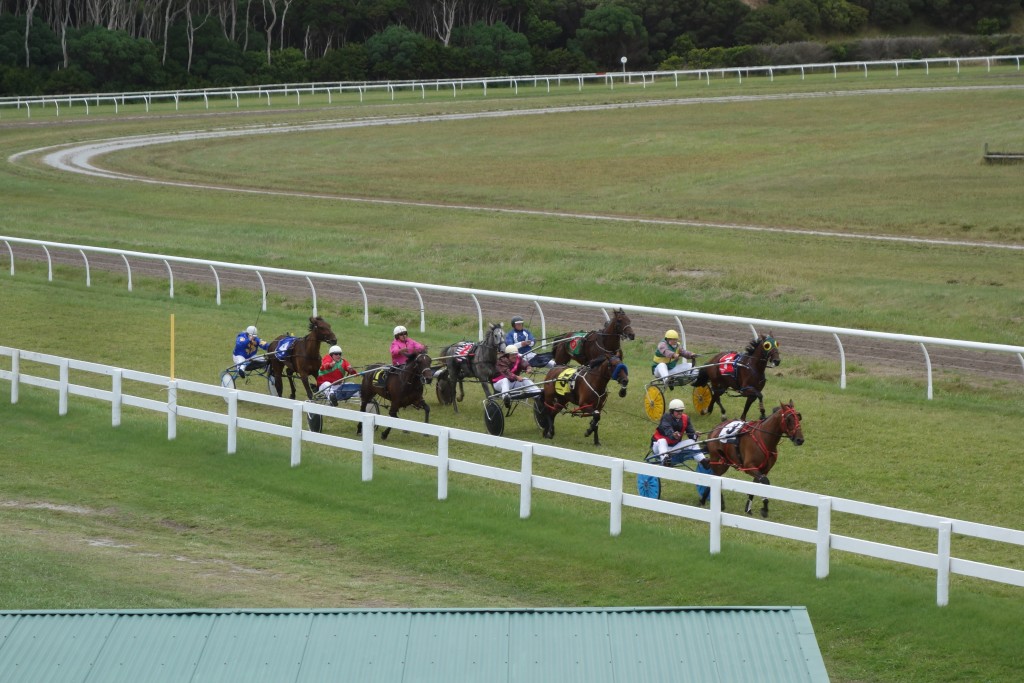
[491,345,542,399]
[652,398,710,468]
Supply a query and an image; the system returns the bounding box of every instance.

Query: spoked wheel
[266,373,280,397]
[219,371,236,404]
[532,397,547,430]
[306,407,323,433]
[695,460,712,499]
[483,399,505,436]
[637,473,662,499]
[435,372,455,407]
[692,385,713,415]
[643,384,665,422]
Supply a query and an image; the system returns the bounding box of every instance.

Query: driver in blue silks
[232,325,270,378]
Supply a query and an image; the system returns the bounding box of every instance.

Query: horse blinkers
[762,335,781,367]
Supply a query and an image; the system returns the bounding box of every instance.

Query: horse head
[612,308,635,341]
[485,323,504,350]
[609,354,629,397]
[778,400,804,446]
[407,352,434,384]
[309,316,338,345]
[749,333,780,368]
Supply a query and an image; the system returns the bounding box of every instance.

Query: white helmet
[668,398,685,411]
[504,344,519,355]
[393,325,407,336]
[246,325,258,336]
[328,345,342,355]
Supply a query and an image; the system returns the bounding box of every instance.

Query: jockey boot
[503,395,512,409]
[237,369,246,379]
[329,394,338,407]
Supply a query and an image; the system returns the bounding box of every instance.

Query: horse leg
[759,474,771,518]
[381,406,398,440]
[543,404,562,440]
[583,411,601,446]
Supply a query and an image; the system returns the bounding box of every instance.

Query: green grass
[2,65,1023,682]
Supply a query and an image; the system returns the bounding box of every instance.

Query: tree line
[1,0,1021,95]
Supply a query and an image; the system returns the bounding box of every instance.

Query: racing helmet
[504,344,519,355]
[246,325,258,336]
[668,398,685,412]
[328,345,342,355]
[393,325,407,336]
[511,316,524,326]
[664,329,680,340]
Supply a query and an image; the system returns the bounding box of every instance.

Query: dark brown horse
[700,400,804,517]
[551,307,635,368]
[359,352,434,439]
[437,322,505,410]
[535,354,629,446]
[267,316,337,400]
[693,333,781,420]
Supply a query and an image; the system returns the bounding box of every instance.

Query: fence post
[290,403,302,467]
[437,429,449,500]
[59,359,69,416]
[10,349,19,404]
[167,380,177,440]
[112,370,122,427]
[709,477,722,554]
[937,520,952,607]
[610,459,623,537]
[361,413,374,481]
[227,391,238,454]
[816,496,832,579]
[519,443,533,519]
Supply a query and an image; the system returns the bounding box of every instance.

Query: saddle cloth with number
[554,368,578,396]
[566,332,587,357]
[718,352,739,376]
[273,337,297,361]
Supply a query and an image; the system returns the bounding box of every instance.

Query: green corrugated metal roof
[0,607,829,682]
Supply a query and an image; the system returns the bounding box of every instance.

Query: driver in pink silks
[390,325,426,367]
[492,345,541,398]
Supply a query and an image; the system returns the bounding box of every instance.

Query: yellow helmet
[664,329,680,340]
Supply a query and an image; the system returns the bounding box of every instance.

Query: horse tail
[693,367,709,387]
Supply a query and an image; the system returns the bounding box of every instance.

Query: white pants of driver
[654,437,708,467]
[653,361,693,382]
[494,377,541,397]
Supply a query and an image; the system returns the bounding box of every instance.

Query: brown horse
[535,354,629,446]
[700,400,804,517]
[359,352,434,439]
[551,307,635,368]
[693,333,781,420]
[267,316,337,400]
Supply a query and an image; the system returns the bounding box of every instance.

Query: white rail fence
[1,55,1021,117]
[2,345,1023,607]
[3,236,1024,399]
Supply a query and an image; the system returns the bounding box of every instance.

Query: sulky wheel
[483,399,505,436]
[532,396,547,431]
[219,370,236,405]
[266,374,280,397]
[637,473,662,499]
[306,409,323,434]
[692,385,712,416]
[435,372,455,407]
[643,384,665,422]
